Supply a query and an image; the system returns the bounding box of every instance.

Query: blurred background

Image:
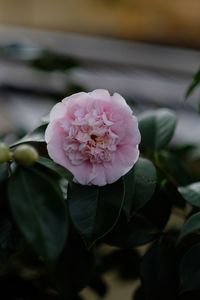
[1,0,200,142]
[0,1,200,298]
[1,0,200,47]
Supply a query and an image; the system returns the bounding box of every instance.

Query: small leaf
[180,212,200,241]
[11,124,47,147]
[138,109,177,151]
[178,182,200,208]
[185,68,200,99]
[68,179,125,248]
[7,167,68,262]
[123,158,157,218]
[37,156,73,181]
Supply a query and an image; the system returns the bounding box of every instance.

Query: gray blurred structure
[0,25,200,145]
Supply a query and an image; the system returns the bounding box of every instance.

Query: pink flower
[45,89,140,186]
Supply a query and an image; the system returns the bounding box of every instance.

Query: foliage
[185,67,200,98]
[1,94,200,300]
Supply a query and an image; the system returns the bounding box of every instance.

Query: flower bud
[13,144,39,166]
[0,143,11,163]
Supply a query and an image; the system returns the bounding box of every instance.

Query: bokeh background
[0,0,200,47]
[0,1,200,299]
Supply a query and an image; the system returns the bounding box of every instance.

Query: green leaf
[138,109,177,151]
[68,178,125,248]
[123,158,157,218]
[0,163,9,183]
[180,212,200,241]
[7,167,68,262]
[158,151,192,186]
[51,235,94,298]
[139,186,172,230]
[178,182,200,208]
[104,213,160,248]
[0,218,13,250]
[30,50,78,72]
[185,68,200,99]
[11,124,47,147]
[37,156,73,181]
[140,237,179,299]
[180,243,200,293]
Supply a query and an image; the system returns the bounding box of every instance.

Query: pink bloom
[45,89,140,186]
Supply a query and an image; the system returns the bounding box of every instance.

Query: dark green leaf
[0,218,13,250]
[51,235,94,298]
[7,167,68,262]
[158,151,193,186]
[30,50,78,71]
[37,156,73,181]
[138,109,176,151]
[178,182,200,208]
[11,124,47,147]
[140,236,179,300]
[180,212,200,241]
[104,213,160,248]
[0,163,9,183]
[180,243,200,293]
[139,186,172,230]
[69,178,125,248]
[123,158,157,218]
[185,68,200,99]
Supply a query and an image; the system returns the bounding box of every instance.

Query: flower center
[62,109,119,165]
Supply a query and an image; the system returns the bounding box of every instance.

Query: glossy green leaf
[37,156,73,181]
[123,158,157,218]
[138,109,177,151]
[68,178,125,248]
[11,124,47,147]
[185,68,200,99]
[178,182,200,208]
[7,167,68,262]
[0,163,9,183]
[104,213,160,248]
[180,212,200,241]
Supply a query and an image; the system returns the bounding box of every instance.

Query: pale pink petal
[46,123,67,166]
[45,121,55,143]
[112,92,132,113]
[62,92,88,107]
[90,164,107,186]
[89,89,110,101]
[45,89,141,186]
[72,162,94,185]
[49,102,66,122]
[104,146,139,183]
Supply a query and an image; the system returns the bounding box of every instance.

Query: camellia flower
[45,89,141,186]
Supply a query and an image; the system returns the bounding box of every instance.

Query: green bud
[0,143,10,163]
[13,144,39,166]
